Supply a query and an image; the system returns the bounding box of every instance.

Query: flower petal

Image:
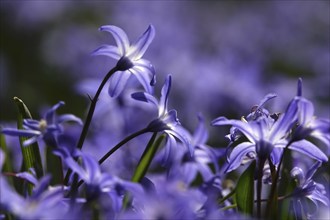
[57,114,83,125]
[1,128,41,137]
[134,59,156,86]
[289,140,328,162]
[130,66,154,94]
[226,142,255,173]
[99,25,130,55]
[108,70,131,97]
[159,75,172,117]
[131,92,159,107]
[45,101,65,124]
[270,98,299,142]
[128,25,155,60]
[211,117,256,143]
[193,113,208,145]
[297,97,314,125]
[91,45,121,60]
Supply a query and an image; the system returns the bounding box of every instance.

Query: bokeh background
[1,1,329,144]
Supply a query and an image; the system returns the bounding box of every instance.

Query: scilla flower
[1,101,82,146]
[212,94,328,173]
[131,74,193,159]
[93,25,156,97]
[290,162,328,218]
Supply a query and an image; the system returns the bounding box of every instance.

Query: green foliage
[235,161,256,216]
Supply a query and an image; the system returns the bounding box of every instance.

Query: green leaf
[131,133,164,183]
[46,145,63,185]
[14,97,43,179]
[235,161,256,216]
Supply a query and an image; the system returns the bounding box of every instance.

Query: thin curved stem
[74,127,150,190]
[64,66,118,185]
[266,142,292,218]
[98,127,150,165]
[77,66,119,151]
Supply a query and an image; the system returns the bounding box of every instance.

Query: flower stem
[75,127,150,190]
[257,159,265,219]
[266,142,291,218]
[76,66,119,151]
[64,66,118,184]
[98,127,150,165]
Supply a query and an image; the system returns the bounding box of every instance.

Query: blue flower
[131,74,193,157]
[55,149,143,212]
[0,169,74,219]
[292,79,330,154]
[290,162,328,218]
[1,101,82,146]
[93,25,156,97]
[212,94,328,173]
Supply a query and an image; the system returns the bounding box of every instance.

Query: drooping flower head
[131,74,193,162]
[93,25,156,97]
[1,101,82,147]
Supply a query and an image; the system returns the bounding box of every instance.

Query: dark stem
[77,66,119,151]
[64,66,118,184]
[75,127,150,189]
[265,142,292,218]
[257,159,265,219]
[98,127,150,165]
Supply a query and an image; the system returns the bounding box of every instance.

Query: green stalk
[131,133,163,183]
[123,133,163,209]
[266,143,292,218]
[73,127,150,190]
[14,97,43,195]
[257,159,265,218]
[46,146,63,185]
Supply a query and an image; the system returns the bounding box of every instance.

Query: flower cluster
[0,24,329,220]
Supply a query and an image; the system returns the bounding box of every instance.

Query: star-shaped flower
[1,101,82,146]
[131,74,193,158]
[93,25,156,97]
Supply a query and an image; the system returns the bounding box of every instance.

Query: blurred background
[1,1,329,144]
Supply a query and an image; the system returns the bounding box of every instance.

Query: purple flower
[92,25,156,97]
[0,170,73,219]
[131,74,193,157]
[1,101,82,146]
[212,93,328,173]
[290,162,328,218]
[292,79,330,154]
[55,149,143,212]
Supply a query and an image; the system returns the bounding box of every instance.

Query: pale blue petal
[226,142,255,173]
[128,25,155,59]
[289,140,328,162]
[64,157,87,182]
[99,25,130,55]
[159,75,172,117]
[45,101,65,124]
[23,136,41,146]
[166,126,193,157]
[131,92,159,107]
[57,114,83,125]
[258,93,277,109]
[211,117,256,143]
[130,66,154,94]
[81,154,102,183]
[1,128,41,137]
[270,98,299,142]
[134,59,156,86]
[193,113,208,145]
[108,70,131,97]
[305,161,321,181]
[91,45,121,60]
[161,134,176,167]
[16,172,38,185]
[298,97,314,125]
